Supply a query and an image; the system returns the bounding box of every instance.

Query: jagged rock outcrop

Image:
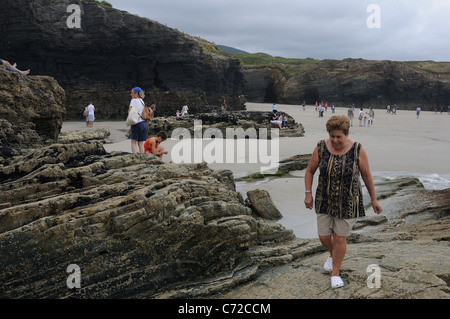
[148,111,305,139]
[0,141,295,298]
[58,128,111,144]
[0,0,246,120]
[245,189,283,220]
[0,67,66,163]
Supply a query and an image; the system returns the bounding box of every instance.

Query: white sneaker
[323,256,333,272]
[331,276,344,289]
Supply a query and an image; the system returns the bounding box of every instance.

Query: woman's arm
[304,146,319,209]
[359,147,383,214]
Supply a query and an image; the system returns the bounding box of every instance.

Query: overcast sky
[107,0,450,62]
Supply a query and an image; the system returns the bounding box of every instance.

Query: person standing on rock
[181,103,189,116]
[87,102,95,128]
[304,115,382,289]
[129,87,148,153]
[0,58,30,77]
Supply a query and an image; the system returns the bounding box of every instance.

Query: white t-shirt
[87,104,95,115]
[130,98,145,123]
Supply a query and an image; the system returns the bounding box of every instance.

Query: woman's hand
[304,193,314,210]
[372,199,383,214]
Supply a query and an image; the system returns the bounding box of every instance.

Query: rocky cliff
[244,58,450,109]
[0,67,66,161]
[0,0,246,120]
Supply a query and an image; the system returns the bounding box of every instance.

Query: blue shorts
[130,121,148,142]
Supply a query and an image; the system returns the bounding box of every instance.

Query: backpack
[140,101,153,121]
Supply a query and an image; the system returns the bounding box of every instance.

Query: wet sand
[62,103,450,238]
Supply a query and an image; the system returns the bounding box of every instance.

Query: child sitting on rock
[144,131,168,159]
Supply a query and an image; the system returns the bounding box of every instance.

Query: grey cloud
[108,0,450,61]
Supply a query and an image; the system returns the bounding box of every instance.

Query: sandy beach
[62,103,450,238]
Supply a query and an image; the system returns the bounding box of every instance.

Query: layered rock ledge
[1,137,448,298]
[0,141,296,298]
[216,177,450,299]
[148,111,305,139]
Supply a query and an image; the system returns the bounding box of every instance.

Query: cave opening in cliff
[303,87,320,105]
[264,82,278,103]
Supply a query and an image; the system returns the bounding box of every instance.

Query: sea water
[373,171,450,191]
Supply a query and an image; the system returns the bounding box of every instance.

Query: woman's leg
[131,140,138,154]
[138,141,145,153]
[331,233,347,277]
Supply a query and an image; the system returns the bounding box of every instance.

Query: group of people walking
[347,106,375,127]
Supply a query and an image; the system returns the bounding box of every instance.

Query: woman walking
[304,115,382,289]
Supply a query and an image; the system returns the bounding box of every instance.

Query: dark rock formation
[245,59,450,110]
[58,128,111,144]
[0,67,66,163]
[245,189,283,220]
[0,141,296,298]
[0,0,246,120]
[148,111,305,139]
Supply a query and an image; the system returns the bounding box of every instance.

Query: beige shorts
[316,214,357,237]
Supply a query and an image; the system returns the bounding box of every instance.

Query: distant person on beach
[358,108,364,126]
[144,131,168,159]
[318,105,325,117]
[304,115,382,289]
[129,87,148,153]
[0,58,30,77]
[368,107,375,126]
[83,104,89,127]
[221,99,227,112]
[181,104,189,116]
[347,106,354,127]
[87,102,95,128]
[416,106,421,119]
[270,109,283,129]
[149,101,156,118]
[281,113,288,128]
[303,101,306,111]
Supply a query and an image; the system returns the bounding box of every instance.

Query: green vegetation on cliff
[197,39,450,80]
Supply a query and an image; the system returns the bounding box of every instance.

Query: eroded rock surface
[0,142,296,298]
